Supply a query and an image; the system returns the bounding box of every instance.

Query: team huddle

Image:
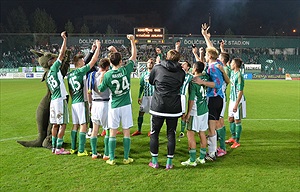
[46,23,246,169]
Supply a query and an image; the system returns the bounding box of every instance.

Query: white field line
[1,119,299,142]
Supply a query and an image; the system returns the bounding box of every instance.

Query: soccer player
[181,61,209,166]
[68,40,101,156]
[175,41,193,138]
[155,47,163,64]
[178,60,193,138]
[87,58,111,160]
[98,34,136,165]
[47,31,70,155]
[132,58,155,136]
[225,58,246,148]
[148,49,185,170]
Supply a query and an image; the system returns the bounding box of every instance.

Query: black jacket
[149,60,185,117]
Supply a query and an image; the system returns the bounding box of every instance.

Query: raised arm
[58,31,67,61]
[127,34,137,62]
[175,41,181,52]
[201,23,214,48]
[220,40,225,53]
[84,42,96,63]
[88,40,101,69]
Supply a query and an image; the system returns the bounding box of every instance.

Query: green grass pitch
[0,78,299,191]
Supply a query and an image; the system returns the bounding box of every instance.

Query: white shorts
[139,96,152,113]
[71,102,88,125]
[186,112,209,132]
[91,101,109,129]
[181,95,186,114]
[50,98,69,124]
[220,97,227,118]
[228,99,246,120]
[108,104,133,129]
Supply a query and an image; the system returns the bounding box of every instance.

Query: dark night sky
[1,0,300,35]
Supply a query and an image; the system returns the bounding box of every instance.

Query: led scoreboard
[134,27,165,43]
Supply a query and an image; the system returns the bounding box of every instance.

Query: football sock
[208,134,217,157]
[90,137,97,155]
[137,116,143,132]
[235,123,242,143]
[217,126,226,150]
[230,122,236,139]
[109,137,116,160]
[167,157,173,165]
[123,137,131,159]
[189,149,196,162]
[70,130,77,150]
[152,156,158,164]
[200,148,206,159]
[52,136,57,148]
[104,135,109,156]
[78,132,86,153]
[56,138,63,149]
[180,120,186,132]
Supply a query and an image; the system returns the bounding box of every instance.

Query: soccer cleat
[225,138,236,144]
[217,148,227,157]
[148,132,151,137]
[70,149,78,154]
[165,164,174,170]
[179,132,185,138]
[55,148,70,155]
[148,162,159,169]
[106,159,116,165]
[205,153,216,161]
[131,130,142,136]
[181,159,197,167]
[100,130,106,137]
[77,150,90,157]
[92,153,102,160]
[102,155,110,161]
[196,157,206,164]
[52,148,55,154]
[231,142,240,149]
[123,157,134,164]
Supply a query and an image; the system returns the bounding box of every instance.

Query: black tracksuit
[149,60,185,158]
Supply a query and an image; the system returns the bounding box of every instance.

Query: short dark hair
[193,61,205,73]
[232,58,243,68]
[99,58,110,69]
[73,54,84,63]
[108,52,122,66]
[220,52,230,64]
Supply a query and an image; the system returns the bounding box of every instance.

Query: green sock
[90,137,97,155]
[56,138,63,149]
[235,123,242,143]
[200,148,206,159]
[167,158,173,165]
[78,132,86,153]
[152,156,158,164]
[52,136,57,148]
[189,149,196,162]
[217,126,226,150]
[123,137,131,159]
[230,122,236,138]
[109,137,116,160]
[137,116,143,132]
[71,130,77,150]
[180,120,186,132]
[104,135,109,156]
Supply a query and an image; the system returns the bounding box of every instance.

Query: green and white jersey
[139,71,154,98]
[180,73,193,95]
[188,75,209,116]
[222,65,232,99]
[98,60,134,108]
[67,64,90,104]
[229,70,244,102]
[47,59,68,100]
